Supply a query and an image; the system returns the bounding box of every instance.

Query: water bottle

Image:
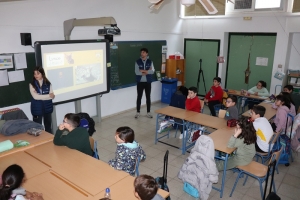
[104,188,111,199]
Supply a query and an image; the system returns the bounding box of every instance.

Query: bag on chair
[155,150,171,200]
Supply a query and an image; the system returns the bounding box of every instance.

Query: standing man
[135,48,155,119]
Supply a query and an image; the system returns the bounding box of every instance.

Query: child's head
[275,94,290,109]
[256,80,267,89]
[0,164,25,200]
[188,87,198,98]
[283,85,293,93]
[213,77,221,87]
[236,117,256,145]
[134,175,158,200]
[115,126,134,144]
[281,92,295,105]
[251,105,266,120]
[225,95,237,108]
[63,113,80,129]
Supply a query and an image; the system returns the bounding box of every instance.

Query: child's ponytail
[0,184,14,200]
[236,117,257,145]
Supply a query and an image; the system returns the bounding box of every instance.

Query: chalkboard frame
[34,39,110,105]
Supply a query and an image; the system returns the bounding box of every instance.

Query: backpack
[77,112,96,136]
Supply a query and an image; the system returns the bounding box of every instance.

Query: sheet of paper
[256,57,268,66]
[162,46,168,54]
[0,55,13,69]
[14,53,27,69]
[8,70,25,83]
[0,70,9,86]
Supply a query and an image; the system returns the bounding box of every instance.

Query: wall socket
[278,64,282,68]
[243,17,252,20]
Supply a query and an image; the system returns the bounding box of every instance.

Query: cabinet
[165,59,185,86]
[287,74,300,90]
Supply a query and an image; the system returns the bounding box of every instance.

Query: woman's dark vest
[31,81,53,116]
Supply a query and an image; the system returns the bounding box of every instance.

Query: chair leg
[243,175,249,186]
[258,179,264,200]
[230,172,243,197]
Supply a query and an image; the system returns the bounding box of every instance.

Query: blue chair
[230,147,283,200]
[89,137,100,160]
[213,104,224,116]
[255,133,278,164]
[135,156,141,176]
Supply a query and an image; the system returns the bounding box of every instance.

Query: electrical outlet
[243,17,252,20]
[278,64,282,68]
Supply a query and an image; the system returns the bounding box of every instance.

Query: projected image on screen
[75,63,102,85]
[47,67,74,90]
[36,41,108,103]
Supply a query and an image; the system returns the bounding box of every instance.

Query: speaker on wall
[20,33,32,46]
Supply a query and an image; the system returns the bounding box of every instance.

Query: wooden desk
[26,142,129,196]
[0,131,53,157]
[0,151,49,179]
[228,90,267,100]
[208,127,236,154]
[89,176,169,200]
[185,113,227,129]
[155,106,199,119]
[23,171,90,200]
[209,127,236,198]
[242,102,276,120]
[25,142,81,167]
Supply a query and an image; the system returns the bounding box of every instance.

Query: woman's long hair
[0,164,24,200]
[236,117,257,145]
[30,66,51,91]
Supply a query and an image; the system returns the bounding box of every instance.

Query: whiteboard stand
[75,100,81,113]
[51,105,57,135]
[94,95,102,123]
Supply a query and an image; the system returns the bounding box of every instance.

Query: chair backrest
[89,137,95,150]
[269,147,283,166]
[218,109,226,119]
[135,156,141,176]
[271,132,280,145]
[199,99,204,113]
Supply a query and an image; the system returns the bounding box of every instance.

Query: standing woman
[29,66,55,133]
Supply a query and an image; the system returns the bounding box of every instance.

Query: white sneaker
[179,133,183,139]
[135,112,140,119]
[146,112,153,118]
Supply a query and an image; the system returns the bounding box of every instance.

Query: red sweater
[186,97,201,113]
[205,86,223,102]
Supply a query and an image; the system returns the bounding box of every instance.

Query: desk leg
[220,153,229,198]
[181,119,186,155]
[155,114,159,144]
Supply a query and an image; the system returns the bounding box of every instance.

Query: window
[255,0,282,9]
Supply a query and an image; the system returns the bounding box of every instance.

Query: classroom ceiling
[0,0,23,2]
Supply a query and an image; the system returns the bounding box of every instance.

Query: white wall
[288,33,300,69]
[0,0,183,124]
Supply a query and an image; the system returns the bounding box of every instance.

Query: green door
[184,39,220,96]
[226,34,276,92]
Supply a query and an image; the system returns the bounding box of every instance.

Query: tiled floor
[93,102,300,200]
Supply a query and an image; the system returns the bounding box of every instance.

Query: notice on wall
[162,46,168,54]
[0,70,9,86]
[0,55,13,69]
[256,57,268,66]
[8,70,25,83]
[14,53,27,69]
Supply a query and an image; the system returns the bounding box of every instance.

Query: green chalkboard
[0,53,36,108]
[110,41,167,89]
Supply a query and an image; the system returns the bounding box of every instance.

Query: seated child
[175,86,201,139]
[53,113,93,156]
[0,164,44,200]
[224,95,238,120]
[271,95,291,133]
[250,105,274,153]
[247,80,269,109]
[272,92,296,116]
[283,85,299,111]
[108,127,146,175]
[204,77,223,116]
[134,175,164,200]
[216,117,256,171]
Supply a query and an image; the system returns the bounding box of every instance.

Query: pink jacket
[272,103,296,116]
[274,105,290,133]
